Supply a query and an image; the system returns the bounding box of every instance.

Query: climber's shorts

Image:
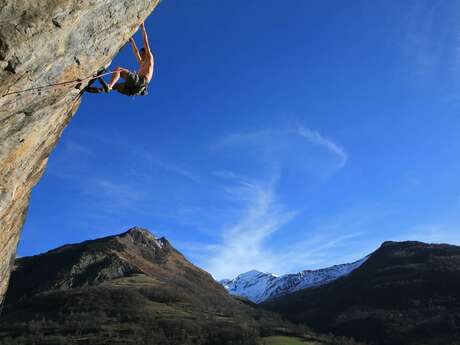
[117,71,148,96]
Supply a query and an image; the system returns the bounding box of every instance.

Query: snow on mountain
[220,270,278,303]
[220,257,368,303]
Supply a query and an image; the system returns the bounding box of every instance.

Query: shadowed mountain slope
[261,241,460,345]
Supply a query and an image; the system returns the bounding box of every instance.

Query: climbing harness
[0,70,117,98]
[127,76,149,96]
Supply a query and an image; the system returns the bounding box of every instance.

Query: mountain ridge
[220,256,368,303]
[261,240,460,345]
[5,226,219,307]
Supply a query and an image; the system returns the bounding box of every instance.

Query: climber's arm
[141,23,152,58]
[130,38,142,65]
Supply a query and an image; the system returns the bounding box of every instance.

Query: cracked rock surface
[0,0,159,303]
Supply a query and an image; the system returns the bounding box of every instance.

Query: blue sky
[18,0,460,279]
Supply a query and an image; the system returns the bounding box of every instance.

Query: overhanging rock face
[0,0,159,303]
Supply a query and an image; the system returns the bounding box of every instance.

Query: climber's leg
[84,86,105,93]
[84,69,109,94]
[112,83,132,96]
[108,67,130,90]
[98,77,110,93]
[84,77,110,93]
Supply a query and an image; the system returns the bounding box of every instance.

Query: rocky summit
[0,0,160,304]
[4,227,177,305]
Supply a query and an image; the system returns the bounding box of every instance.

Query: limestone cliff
[0,0,159,304]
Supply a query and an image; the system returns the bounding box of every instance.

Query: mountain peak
[238,270,270,279]
[119,227,168,252]
[122,226,160,242]
[6,228,176,305]
[380,240,425,248]
[221,257,368,303]
[124,226,155,237]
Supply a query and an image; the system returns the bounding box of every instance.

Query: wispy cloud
[403,1,460,80]
[189,125,351,278]
[275,231,366,274]
[193,196,401,278]
[202,178,298,279]
[63,139,92,155]
[212,170,244,181]
[296,126,348,168]
[192,190,374,278]
[152,159,200,182]
[130,147,201,183]
[212,125,348,171]
[48,123,357,279]
[84,178,147,212]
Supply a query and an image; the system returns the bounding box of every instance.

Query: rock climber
[85,22,154,96]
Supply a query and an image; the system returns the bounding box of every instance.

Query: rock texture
[0,0,160,304]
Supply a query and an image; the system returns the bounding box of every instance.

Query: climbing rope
[0,70,117,98]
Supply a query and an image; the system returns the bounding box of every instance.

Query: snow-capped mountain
[220,257,368,303]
